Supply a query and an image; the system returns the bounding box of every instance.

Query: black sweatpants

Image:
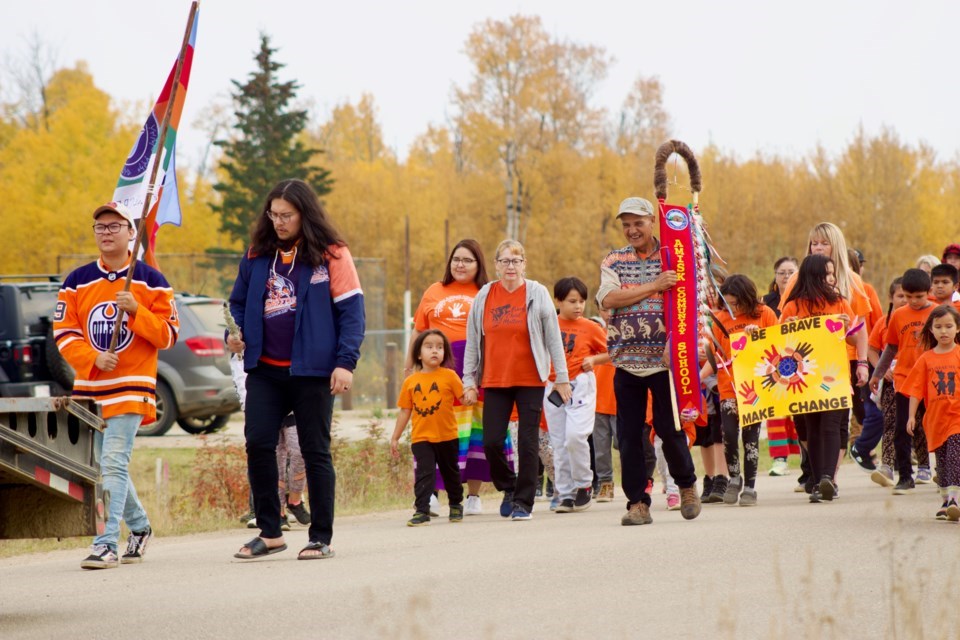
[483,386,544,511]
[412,439,463,515]
[894,392,925,480]
[245,364,336,544]
[794,409,845,484]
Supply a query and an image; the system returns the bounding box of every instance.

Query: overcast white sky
[3,1,958,171]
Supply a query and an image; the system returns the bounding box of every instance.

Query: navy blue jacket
[228,246,365,376]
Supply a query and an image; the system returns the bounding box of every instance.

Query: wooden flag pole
[109,1,198,353]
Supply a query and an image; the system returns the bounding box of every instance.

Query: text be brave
[751,316,822,341]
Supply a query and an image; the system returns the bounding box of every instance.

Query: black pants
[894,392,925,480]
[794,409,845,483]
[245,364,336,544]
[412,439,463,514]
[483,386,544,511]
[614,369,696,506]
[720,406,761,489]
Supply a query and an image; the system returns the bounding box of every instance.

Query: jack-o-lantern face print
[413,381,442,417]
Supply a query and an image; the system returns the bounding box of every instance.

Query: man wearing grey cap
[596,197,700,525]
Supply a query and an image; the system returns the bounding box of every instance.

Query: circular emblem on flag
[87,302,134,352]
[121,113,159,180]
[664,209,689,231]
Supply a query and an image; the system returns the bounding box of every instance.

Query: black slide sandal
[298,541,335,560]
[234,537,287,559]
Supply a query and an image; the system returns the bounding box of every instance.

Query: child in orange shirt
[781,255,868,503]
[391,330,465,526]
[703,275,779,506]
[929,263,960,309]
[905,305,960,521]
[544,277,609,512]
[870,268,935,493]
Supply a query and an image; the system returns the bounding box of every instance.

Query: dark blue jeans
[854,388,884,454]
[245,364,336,544]
[614,368,696,506]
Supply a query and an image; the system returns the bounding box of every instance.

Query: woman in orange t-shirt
[462,240,570,520]
[781,255,868,503]
[703,275,779,506]
[405,239,510,516]
[905,305,960,520]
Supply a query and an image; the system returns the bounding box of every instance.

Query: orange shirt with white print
[397,367,464,443]
[549,317,608,382]
[904,346,960,451]
[413,280,478,344]
[711,305,779,401]
[482,282,542,388]
[885,303,935,392]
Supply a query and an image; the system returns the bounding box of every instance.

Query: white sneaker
[464,495,482,515]
[429,494,441,517]
[769,459,790,476]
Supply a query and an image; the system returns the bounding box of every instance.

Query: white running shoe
[429,494,441,517]
[464,495,483,515]
[769,458,790,476]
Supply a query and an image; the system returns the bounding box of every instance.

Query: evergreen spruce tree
[212,33,331,244]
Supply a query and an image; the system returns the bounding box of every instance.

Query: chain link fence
[56,253,403,410]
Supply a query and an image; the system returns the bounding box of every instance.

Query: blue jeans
[854,390,884,454]
[93,414,149,550]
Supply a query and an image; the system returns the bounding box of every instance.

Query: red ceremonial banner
[659,201,702,422]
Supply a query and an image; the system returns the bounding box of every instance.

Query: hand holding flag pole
[109,1,199,353]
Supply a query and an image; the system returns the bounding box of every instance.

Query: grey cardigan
[462,279,569,389]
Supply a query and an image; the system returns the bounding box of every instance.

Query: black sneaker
[280,515,291,531]
[573,487,593,511]
[892,477,915,494]
[449,504,464,523]
[555,499,575,513]
[81,544,118,570]
[708,476,728,503]
[819,476,836,501]
[407,512,431,527]
[286,502,310,525]
[499,491,515,517]
[809,488,822,504]
[700,476,714,502]
[545,478,555,498]
[121,526,153,564]
[849,444,876,472]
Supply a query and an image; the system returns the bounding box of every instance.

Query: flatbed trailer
[0,397,105,539]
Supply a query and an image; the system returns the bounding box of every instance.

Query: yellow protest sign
[729,314,852,426]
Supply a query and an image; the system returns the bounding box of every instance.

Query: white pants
[544,372,596,501]
[655,435,678,496]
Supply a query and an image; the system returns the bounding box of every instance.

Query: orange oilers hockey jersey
[54,256,179,423]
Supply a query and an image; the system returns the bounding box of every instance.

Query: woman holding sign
[780,255,868,503]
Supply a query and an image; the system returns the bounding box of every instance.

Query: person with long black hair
[227,179,365,560]
[781,255,868,503]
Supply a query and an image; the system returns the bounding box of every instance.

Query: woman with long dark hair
[227,179,365,560]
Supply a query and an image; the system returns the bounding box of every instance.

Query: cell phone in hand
[547,389,564,407]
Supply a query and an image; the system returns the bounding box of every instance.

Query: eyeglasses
[497,258,524,267]
[451,257,477,265]
[267,210,298,223]
[775,270,796,277]
[92,222,130,234]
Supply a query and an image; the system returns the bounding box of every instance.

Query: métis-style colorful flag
[112,4,199,269]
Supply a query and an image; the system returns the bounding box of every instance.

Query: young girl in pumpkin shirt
[780,255,869,503]
[391,329,465,526]
[905,305,960,521]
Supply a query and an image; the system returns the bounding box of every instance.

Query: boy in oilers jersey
[54,202,179,570]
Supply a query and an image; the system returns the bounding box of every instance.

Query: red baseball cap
[943,243,960,260]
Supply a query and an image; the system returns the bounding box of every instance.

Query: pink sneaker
[666,493,681,511]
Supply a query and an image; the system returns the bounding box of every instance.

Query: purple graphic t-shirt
[261,254,305,365]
